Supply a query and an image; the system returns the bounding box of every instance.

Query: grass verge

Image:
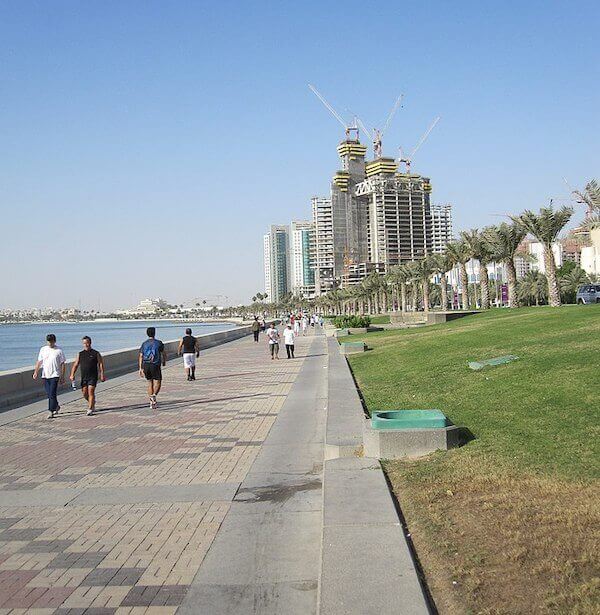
[345,306,600,613]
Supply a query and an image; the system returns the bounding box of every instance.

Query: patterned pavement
[0,329,312,613]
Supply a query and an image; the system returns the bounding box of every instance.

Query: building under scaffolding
[355,158,433,269]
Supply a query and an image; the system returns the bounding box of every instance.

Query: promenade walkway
[0,329,327,614]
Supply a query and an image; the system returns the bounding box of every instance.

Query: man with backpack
[139,327,166,409]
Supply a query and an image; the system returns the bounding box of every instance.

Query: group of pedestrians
[34,326,200,418]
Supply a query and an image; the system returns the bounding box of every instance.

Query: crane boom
[355,117,372,141]
[382,94,403,136]
[308,84,348,130]
[409,116,440,159]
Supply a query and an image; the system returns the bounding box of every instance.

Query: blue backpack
[141,339,160,364]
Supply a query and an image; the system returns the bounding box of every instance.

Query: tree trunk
[440,275,448,312]
[544,245,561,307]
[459,264,469,310]
[400,283,407,312]
[423,280,430,313]
[412,282,418,311]
[479,262,490,309]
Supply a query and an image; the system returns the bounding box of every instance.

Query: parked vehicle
[576,284,600,304]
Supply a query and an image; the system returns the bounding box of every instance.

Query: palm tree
[445,240,471,310]
[511,205,573,307]
[404,261,421,310]
[415,256,436,312]
[517,271,548,306]
[461,229,493,309]
[483,222,527,308]
[560,267,590,303]
[430,254,452,311]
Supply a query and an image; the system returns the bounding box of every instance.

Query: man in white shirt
[283,324,295,359]
[266,323,280,360]
[33,334,66,419]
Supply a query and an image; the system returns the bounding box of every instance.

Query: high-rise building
[290,220,315,298]
[430,204,453,253]
[311,197,334,294]
[263,225,290,303]
[330,140,370,275]
[356,160,433,269]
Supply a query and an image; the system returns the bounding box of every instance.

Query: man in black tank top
[69,336,106,416]
[178,328,200,381]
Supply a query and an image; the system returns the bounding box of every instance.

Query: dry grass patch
[385,454,600,615]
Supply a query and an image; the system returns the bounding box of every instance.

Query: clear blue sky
[1,0,598,310]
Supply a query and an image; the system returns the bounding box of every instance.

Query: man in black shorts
[178,328,200,381]
[69,336,106,416]
[139,327,166,409]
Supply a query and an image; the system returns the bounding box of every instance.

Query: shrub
[333,315,371,328]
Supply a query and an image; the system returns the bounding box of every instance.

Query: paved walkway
[0,328,327,614]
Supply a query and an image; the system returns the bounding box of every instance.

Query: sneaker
[150,395,157,410]
[87,409,93,416]
[47,412,54,419]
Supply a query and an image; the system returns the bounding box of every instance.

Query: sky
[1,0,598,310]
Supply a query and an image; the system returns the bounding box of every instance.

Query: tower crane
[308,84,360,140]
[356,94,404,158]
[398,116,441,173]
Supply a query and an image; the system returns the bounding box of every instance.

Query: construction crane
[356,94,404,158]
[398,116,441,173]
[308,84,360,140]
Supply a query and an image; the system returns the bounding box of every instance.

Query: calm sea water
[0,320,236,372]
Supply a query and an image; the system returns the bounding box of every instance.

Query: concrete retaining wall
[0,325,253,411]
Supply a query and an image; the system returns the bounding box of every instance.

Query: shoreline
[0,318,241,326]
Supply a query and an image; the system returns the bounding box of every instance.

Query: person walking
[266,323,280,360]
[139,327,166,409]
[251,317,260,342]
[69,336,106,416]
[178,328,200,381]
[293,315,300,336]
[33,334,66,419]
[283,324,295,359]
[301,315,308,336]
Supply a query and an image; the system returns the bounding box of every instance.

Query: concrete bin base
[340,342,367,355]
[363,419,464,458]
[347,327,368,334]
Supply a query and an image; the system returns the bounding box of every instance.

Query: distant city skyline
[1,1,598,310]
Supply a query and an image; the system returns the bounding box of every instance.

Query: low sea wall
[0,325,253,411]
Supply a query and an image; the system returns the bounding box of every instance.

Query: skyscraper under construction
[312,143,435,292]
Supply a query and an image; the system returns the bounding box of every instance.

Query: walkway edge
[318,339,429,615]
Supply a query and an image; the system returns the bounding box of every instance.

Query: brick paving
[0,329,311,613]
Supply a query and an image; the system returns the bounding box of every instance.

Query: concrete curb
[324,338,364,460]
[319,337,430,615]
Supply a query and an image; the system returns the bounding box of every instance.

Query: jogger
[33,333,66,419]
[70,336,105,416]
[178,328,200,381]
[252,317,260,342]
[139,327,166,409]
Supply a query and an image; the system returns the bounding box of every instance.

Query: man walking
[139,327,166,409]
[178,328,199,381]
[69,336,106,416]
[33,334,66,419]
[283,324,295,359]
[266,322,280,360]
[251,317,260,343]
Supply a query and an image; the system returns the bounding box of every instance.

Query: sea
[0,320,237,372]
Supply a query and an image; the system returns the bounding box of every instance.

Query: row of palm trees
[313,204,581,314]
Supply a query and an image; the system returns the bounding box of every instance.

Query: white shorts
[183,353,196,368]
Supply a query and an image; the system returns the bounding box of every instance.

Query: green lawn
[344,306,600,613]
[345,305,600,479]
[367,314,391,325]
